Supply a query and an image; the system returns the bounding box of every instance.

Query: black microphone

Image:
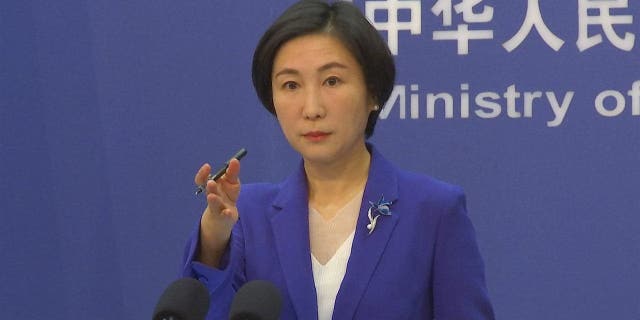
[229,280,282,320]
[152,278,210,320]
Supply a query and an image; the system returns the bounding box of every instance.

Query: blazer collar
[270,144,399,319]
[333,144,400,318]
[270,160,318,319]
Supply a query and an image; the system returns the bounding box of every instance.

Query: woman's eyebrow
[317,62,348,72]
[273,68,299,79]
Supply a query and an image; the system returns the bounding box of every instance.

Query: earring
[373,105,379,111]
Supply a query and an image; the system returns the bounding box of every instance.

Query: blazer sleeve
[180,219,247,320]
[432,189,495,320]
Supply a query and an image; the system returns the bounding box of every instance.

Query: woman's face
[271,33,375,165]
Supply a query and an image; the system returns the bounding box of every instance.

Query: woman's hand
[194,159,241,268]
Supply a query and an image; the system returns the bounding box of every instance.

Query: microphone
[152,278,210,320]
[229,280,282,320]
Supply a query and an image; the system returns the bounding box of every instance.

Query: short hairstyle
[252,0,396,138]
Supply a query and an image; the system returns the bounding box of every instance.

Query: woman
[182,1,494,319]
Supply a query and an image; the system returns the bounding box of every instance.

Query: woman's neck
[304,144,371,219]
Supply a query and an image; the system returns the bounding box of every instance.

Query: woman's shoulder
[395,167,466,209]
[369,145,466,210]
[237,182,281,203]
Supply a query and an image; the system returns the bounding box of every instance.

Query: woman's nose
[302,89,326,120]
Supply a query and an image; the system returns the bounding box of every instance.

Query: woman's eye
[283,81,298,90]
[324,76,341,87]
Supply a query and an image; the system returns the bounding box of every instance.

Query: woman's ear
[369,95,379,112]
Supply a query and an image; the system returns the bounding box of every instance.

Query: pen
[195,148,247,195]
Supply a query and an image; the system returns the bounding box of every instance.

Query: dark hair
[252,0,395,138]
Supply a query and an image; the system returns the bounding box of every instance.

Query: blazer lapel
[332,146,400,319]
[270,162,319,320]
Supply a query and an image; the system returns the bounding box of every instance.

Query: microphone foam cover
[229,280,282,320]
[153,277,210,320]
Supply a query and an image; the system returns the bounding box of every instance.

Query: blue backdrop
[1,1,638,319]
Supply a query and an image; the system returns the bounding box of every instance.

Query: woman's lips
[303,131,330,142]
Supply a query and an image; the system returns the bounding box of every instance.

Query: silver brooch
[366,196,393,235]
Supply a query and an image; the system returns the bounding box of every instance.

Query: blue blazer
[182,145,494,319]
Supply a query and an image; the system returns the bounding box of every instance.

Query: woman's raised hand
[194,159,241,268]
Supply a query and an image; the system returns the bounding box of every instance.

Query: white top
[311,231,355,320]
[309,190,362,320]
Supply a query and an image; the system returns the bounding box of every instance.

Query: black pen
[195,148,247,195]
